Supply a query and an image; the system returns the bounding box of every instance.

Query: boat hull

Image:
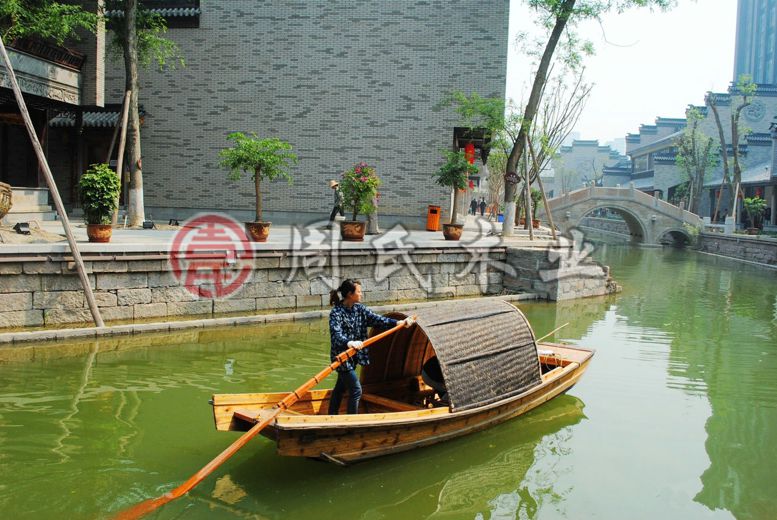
[212,343,593,464]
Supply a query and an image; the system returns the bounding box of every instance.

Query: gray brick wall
[103,1,509,227]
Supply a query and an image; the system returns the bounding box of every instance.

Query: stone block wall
[503,247,619,301]
[697,233,777,267]
[0,249,506,329]
[579,216,630,236]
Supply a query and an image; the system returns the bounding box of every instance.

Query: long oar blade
[114,319,410,520]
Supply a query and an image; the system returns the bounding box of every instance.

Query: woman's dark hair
[330,279,361,306]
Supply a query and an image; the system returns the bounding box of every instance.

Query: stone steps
[2,188,57,225]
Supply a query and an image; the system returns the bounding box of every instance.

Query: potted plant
[743,196,766,234]
[339,161,380,241]
[434,150,477,240]
[78,163,121,243]
[219,132,297,242]
[517,188,543,228]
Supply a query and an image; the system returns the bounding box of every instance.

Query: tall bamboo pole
[526,136,557,240]
[0,36,104,328]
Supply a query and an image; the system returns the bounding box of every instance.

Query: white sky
[506,0,738,147]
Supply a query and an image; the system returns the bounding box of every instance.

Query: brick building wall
[103,1,509,228]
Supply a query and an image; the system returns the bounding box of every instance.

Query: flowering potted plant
[78,163,121,243]
[339,161,380,241]
[219,132,297,242]
[434,150,477,240]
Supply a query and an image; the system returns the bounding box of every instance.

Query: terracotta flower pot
[340,220,366,242]
[245,221,271,242]
[442,223,463,241]
[86,224,112,243]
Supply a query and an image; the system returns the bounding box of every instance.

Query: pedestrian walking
[479,198,486,217]
[470,198,478,215]
[328,179,344,225]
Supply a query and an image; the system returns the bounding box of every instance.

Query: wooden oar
[115,319,412,520]
[536,322,569,343]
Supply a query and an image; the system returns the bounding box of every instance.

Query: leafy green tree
[742,196,766,229]
[105,0,184,226]
[675,107,718,214]
[706,74,757,218]
[434,150,478,225]
[219,132,297,222]
[0,0,95,44]
[498,0,672,235]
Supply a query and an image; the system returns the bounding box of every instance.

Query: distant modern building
[734,0,777,84]
[551,140,629,195]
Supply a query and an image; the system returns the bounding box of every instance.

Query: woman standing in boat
[328,279,414,415]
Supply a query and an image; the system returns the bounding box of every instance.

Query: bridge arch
[656,227,693,246]
[539,186,703,246]
[575,204,648,243]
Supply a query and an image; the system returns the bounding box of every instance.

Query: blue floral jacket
[329,303,397,372]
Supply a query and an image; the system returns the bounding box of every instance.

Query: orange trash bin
[426,205,441,231]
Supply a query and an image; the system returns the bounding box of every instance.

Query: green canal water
[1,247,776,520]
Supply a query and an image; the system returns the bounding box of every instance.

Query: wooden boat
[211,299,594,464]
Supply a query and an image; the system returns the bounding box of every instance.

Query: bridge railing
[549,185,702,226]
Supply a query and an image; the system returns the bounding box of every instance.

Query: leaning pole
[0,36,104,328]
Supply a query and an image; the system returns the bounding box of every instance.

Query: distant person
[328,179,344,225]
[479,198,486,217]
[470,198,478,215]
[765,206,772,226]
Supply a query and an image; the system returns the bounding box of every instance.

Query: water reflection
[169,396,586,520]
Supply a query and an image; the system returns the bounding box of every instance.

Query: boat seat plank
[361,393,422,412]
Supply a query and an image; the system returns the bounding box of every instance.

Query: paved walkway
[0,215,555,254]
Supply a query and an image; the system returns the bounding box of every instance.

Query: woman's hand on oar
[114,317,413,520]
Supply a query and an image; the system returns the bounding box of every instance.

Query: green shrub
[78,163,120,225]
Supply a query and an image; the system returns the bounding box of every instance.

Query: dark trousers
[329,205,344,221]
[328,368,362,414]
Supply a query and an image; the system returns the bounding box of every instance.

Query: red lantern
[464,142,475,164]
[469,180,475,190]
[756,187,763,198]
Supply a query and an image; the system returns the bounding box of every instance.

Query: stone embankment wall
[503,247,620,300]
[696,233,777,267]
[0,249,506,329]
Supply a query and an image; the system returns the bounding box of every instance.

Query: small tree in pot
[339,161,380,241]
[79,163,121,243]
[219,132,297,242]
[743,196,766,234]
[434,150,477,240]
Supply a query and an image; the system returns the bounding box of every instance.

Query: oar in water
[115,319,413,520]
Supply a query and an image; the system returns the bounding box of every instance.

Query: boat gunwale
[218,342,593,431]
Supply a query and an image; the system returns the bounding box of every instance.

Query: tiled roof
[704,162,772,187]
[50,111,118,128]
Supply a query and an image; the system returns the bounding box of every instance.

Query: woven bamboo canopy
[363,299,541,412]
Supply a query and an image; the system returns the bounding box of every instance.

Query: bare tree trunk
[706,96,731,216]
[123,0,145,226]
[503,0,576,236]
[450,188,460,225]
[254,167,262,221]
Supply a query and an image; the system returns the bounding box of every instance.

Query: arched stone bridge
[538,186,703,245]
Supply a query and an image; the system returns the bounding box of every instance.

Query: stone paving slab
[0,216,556,255]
